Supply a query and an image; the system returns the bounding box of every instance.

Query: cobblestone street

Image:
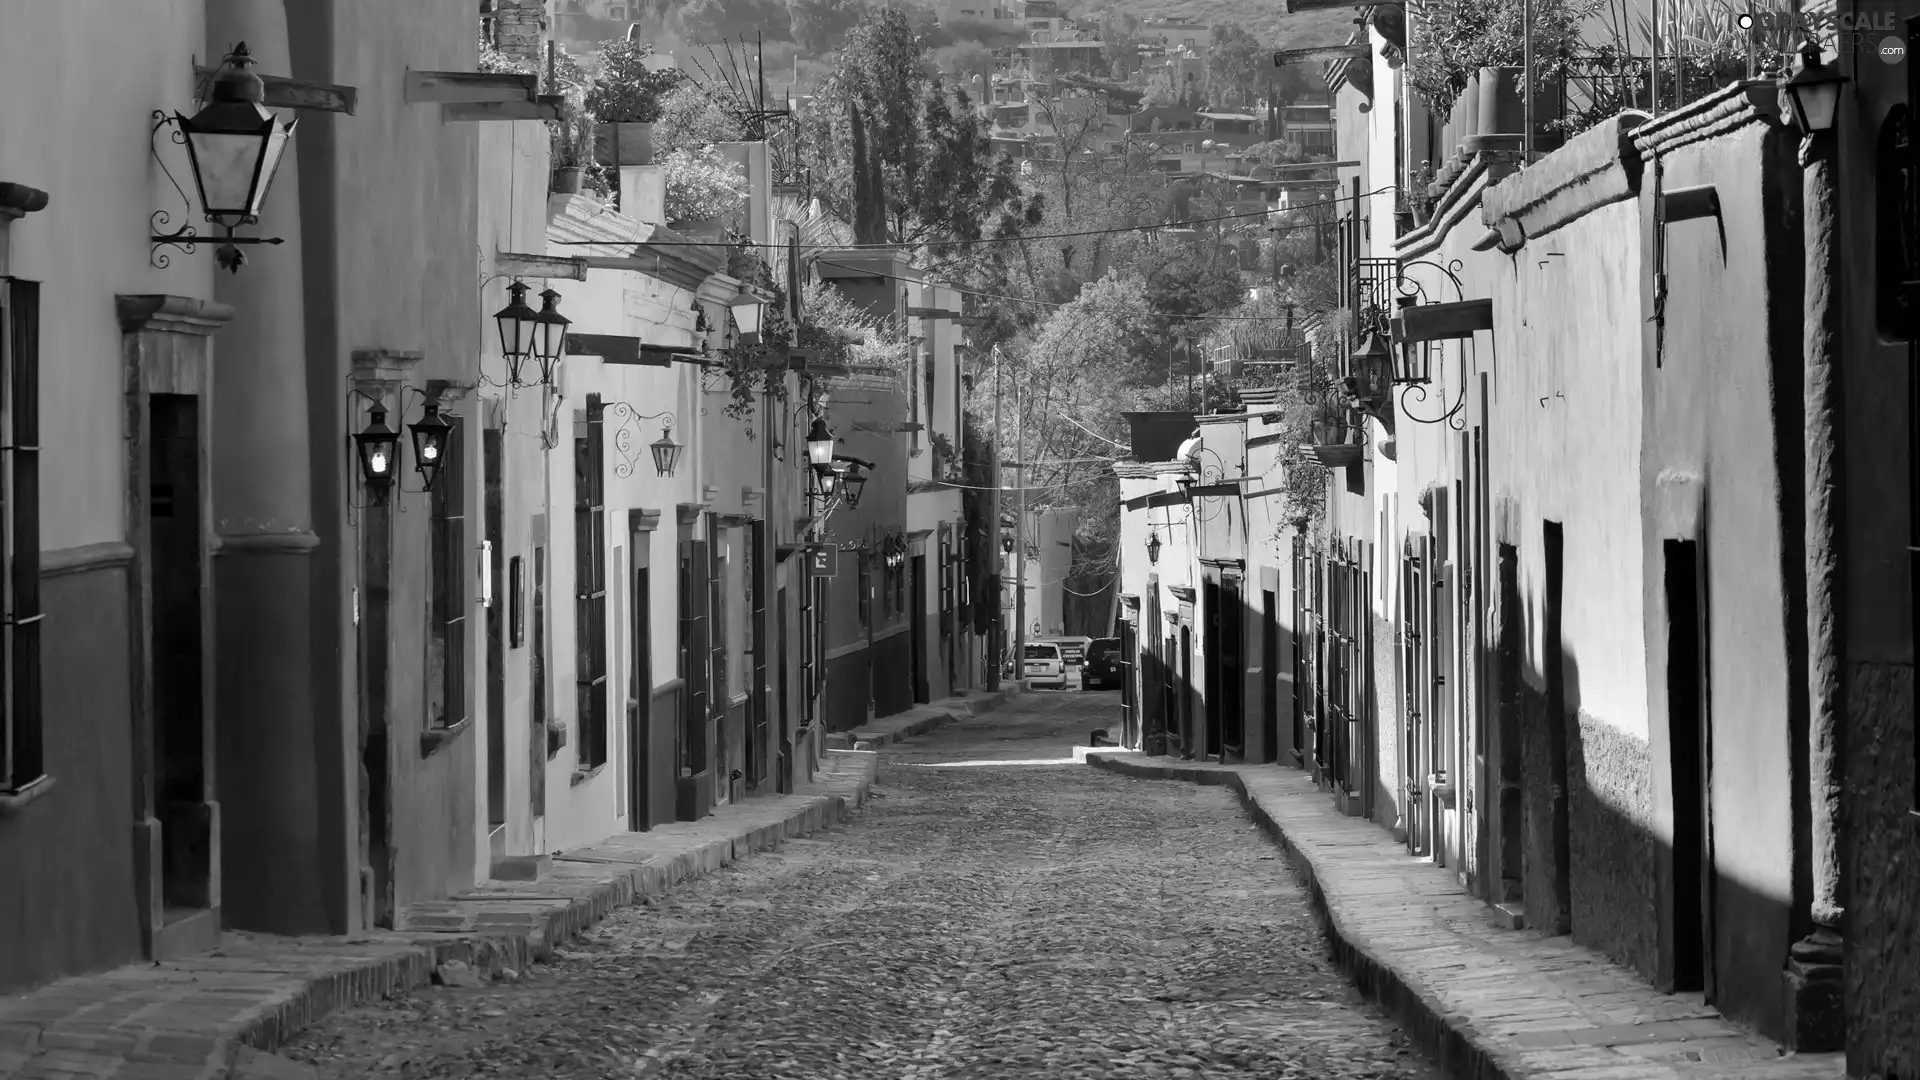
[279,692,1439,1079]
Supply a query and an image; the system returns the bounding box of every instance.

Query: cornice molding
[1480,112,1651,254]
[115,294,235,337]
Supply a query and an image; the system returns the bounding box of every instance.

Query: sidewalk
[1086,752,1847,1080]
[822,686,1016,752]
[0,739,897,1080]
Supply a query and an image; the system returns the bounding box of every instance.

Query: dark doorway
[626,530,651,832]
[530,545,547,820]
[150,394,210,919]
[1665,537,1714,996]
[1220,577,1246,760]
[1178,624,1194,758]
[1541,521,1573,935]
[484,427,506,831]
[1262,589,1278,764]
[1202,578,1223,757]
[911,554,930,704]
[1495,542,1524,907]
[749,522,768,790]
[776,585,791,794]
[360,467,395,929]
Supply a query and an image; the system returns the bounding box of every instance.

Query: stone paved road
[280,691,1440,1079]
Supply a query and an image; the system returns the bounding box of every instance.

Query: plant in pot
[549,104,597,194]
[585,38,682,167]
[661,148,749,236]
[1407,159,1438,224]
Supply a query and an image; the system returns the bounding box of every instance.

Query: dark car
[1081,637,1124,690]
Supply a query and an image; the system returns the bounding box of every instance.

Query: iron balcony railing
[1349,257,1398,345]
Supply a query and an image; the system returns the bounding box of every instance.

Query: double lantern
[494,280,572,388]
[351,393,455,496]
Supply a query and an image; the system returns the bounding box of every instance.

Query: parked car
[1022,642,1067,688]
[1081,637,1123,690]
[1037,635,1093,672]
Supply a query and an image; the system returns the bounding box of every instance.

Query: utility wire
[547,184,1394,253]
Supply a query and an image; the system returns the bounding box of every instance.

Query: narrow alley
[277,693,1439,1079]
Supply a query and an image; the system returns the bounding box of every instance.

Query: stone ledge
[1480,112,1652,254]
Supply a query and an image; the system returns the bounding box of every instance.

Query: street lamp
[1001,536,1015,556]
[352,397,400,494]
[1146,529,1162,564]
[1348,331,1395,402]
[1780,41,1847,134]
[649,422,683,477]
[805,417,836,471]
[493,280,541,386]
[152,43,299,272]
[410,398,453,492]
[730,296,764,345]
[840,462,869,508]
[533,287,571,386]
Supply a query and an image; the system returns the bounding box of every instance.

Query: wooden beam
[443,97,565,123]
[406,70,538,104]
[197,65,358,114]
[495,252,588,281]
[906,306,963,319]
[1398,298,1494,343]
[564,334,702,367]
[1272,45,1372,65]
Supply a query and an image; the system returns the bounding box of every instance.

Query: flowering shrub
[661,148,749,223]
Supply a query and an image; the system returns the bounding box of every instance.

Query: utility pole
[988,344,1004,691]
[1014,371,1027,684]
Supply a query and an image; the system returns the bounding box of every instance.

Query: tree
[788,0,869,53]
[1208,24,1266,108]
[584,38,683,122]
[654,82,745,154]
[798,9,1026,250]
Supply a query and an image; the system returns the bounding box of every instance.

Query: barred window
[575,397,607,768]
[429,412,467,734]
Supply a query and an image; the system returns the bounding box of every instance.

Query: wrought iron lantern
[533,288,571,384]
[1391,296,1429,385]
[354,402,400,491]
[1146,529,1162,564]
[820,465,840,495]
[649,422,682,478]
[1347,332,1395,403]
[840,462,869,508]
[493,280,541,386]
[730,297,764,345]
[1780,41,1847,133]
[177,45,296,227]
[410,399,453,491]
[151,43,299,272]
[805,417,836,471]
[1001,536,1015,555]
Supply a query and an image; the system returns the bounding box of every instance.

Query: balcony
[1349,257,1398,345]
[1304,401,1365,469]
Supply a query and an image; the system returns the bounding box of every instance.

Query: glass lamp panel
[182,123,274,220]
[732,302,761,336]
[247,119,295,217]
[537,313,568,360]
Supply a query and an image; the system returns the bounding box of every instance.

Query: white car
[1022,642,1067,688]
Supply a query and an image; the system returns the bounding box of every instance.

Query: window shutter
[2,279,42,791]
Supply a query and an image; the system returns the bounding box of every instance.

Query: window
[939,534,954,623]
[709,531,727,710]
[575,397,608,769]
[429,410,466,732]
[0,279,41,794]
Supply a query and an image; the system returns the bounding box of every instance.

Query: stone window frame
[0,278,43,801]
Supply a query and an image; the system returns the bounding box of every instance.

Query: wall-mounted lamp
[730,296,764,345]
[840,462,868,508]
[805,416,836,471]
[1146,529,1162,564]
[409,396,453,491]
[494,280,542,386]
[1780,40,1847,133]
[650,422,683,477]
[150,44,297,273]
[1001,536,1015,556]
[352,393,400,492]
[533,287,571,383]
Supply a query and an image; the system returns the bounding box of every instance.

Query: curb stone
[1082,752,1842,1080]
[0,751,879,1080]
[823,688,1016,752]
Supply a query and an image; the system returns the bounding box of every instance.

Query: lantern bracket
[606,401,681,479]
[147,110,285,273]
[1389,259,1477,430]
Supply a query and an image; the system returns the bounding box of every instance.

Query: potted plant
[661,148,749,235]
[585,38,681,167]
[1407,159,1437,225]
[550,106,595,193]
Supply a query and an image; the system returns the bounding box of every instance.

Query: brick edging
[1085,753,1529,1080]
[227,771,876,1067]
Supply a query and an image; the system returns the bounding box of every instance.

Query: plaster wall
[474,119,555,863]
[1406,194,1655,973]
[1833,3,1920,1071]
[1640,117,1803,1037]
[0,0,209,989]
